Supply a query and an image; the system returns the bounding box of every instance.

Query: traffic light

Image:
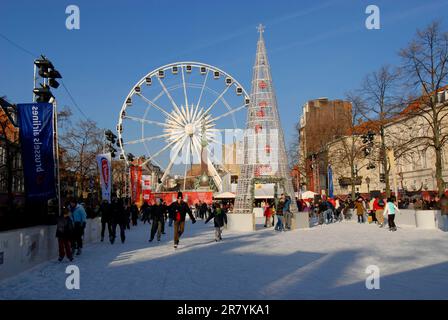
[379,173,386,183]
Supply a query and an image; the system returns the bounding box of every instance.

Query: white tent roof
[213,192,235,199]
[300,190,317,199]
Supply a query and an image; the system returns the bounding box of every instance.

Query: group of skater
[299,195,401,231]
[262,193,293,231]
[56,191,230,261]
[55,198,88,262]
[55,191,448,261]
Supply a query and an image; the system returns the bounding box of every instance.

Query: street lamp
[366,177,371,193]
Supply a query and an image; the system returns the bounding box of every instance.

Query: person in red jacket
[169,192,196,248]
[373,196,386,227]
[264,201,273,227]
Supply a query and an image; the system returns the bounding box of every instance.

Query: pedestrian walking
[205,203,228,242]
[70,198,87,255]
[56,207,74,262]
[169,192,196,248]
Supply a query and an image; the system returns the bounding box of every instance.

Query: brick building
[299,98,352,193]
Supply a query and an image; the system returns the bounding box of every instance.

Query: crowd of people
[55,192,233,262]
[55,191,448,262]
[295,193,447,232]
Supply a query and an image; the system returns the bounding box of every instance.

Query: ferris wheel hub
[185,123,195,136]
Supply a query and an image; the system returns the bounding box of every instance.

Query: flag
[328,164,334,198]
[17,103,56,200]
[96,153,112,202]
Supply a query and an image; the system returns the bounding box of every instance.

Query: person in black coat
[98,200,112,242]
[141,201,150,224]
[56,207,74,262]
[110,197,127,244]
[169,192,196,248]
[205,203,227,242]
[149,198,168,242]
[130,202,139,226]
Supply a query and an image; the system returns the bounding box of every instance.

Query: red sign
[101,159,109,189]
[256,109,265,117]
[258,101,268,107]
[258,81,267,89]
[130,166,143,203]
[255,165,273,177]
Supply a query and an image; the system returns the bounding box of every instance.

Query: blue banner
[17,103,56,200]
[328,165,334,198]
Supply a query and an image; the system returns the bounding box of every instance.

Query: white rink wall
[0,218,101,282]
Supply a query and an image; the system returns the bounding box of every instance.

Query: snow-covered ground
[1,218,447,300]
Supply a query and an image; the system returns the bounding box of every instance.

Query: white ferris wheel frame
[116,61,250,192]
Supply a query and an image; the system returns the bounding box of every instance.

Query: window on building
[0,146,5,165]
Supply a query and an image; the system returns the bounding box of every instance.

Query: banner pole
[53,100,62,216]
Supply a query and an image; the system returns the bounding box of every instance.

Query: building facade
[299,98,352,193]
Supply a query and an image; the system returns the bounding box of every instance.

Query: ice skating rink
[1,218,447,300]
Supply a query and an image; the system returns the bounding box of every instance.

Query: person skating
[56,207,74,262]
[141,201,150,224]
[373,196,386,227]
[355,198,366,223]
[205,203,227,242]
[98,200,112,242]
[383,196,399,231]
[70,198,87,255]
[110,197,127,244]
[200,201,208,220]
[130,202,139,226]
[263,201,273,227]
[275,194,286,231]
[283,195,292,229]
[149,198,167,242]
[169,192,196,248]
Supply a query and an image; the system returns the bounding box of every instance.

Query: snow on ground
[0,218,447,300]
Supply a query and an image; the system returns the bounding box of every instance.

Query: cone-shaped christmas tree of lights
[234,24,298,215]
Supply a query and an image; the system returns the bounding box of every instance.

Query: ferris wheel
[117,62,250,192]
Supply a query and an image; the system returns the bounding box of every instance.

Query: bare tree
[60,118,104,199]
[355,65,403,197]
[327,94,367,200]
[399,21,448,197]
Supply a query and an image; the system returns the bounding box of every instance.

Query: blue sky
[1,0,447,149]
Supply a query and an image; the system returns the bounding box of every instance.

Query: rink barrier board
[0,218,102,282]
